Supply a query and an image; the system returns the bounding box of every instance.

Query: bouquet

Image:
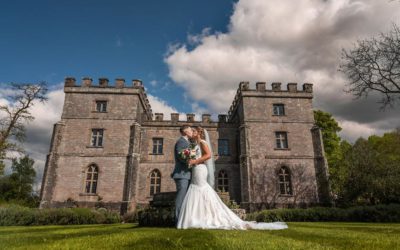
[178,143,198,168]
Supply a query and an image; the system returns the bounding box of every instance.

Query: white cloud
[165,0,400,142]
[148,94,187,120]
[149,80,158,87]
[0,83,65,190]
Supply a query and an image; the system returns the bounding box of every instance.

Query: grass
[0,222,399,250]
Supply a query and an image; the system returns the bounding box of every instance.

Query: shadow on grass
[0,224,127,248]
[290,222,400,234]
[0,224,119,235]
[269,224,399,249]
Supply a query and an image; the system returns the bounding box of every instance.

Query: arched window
[278,166,292,195]
[85,164,98,194]
[217,170,229,192]
[149,169,161,196]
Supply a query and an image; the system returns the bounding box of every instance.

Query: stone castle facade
[39,77,331,214]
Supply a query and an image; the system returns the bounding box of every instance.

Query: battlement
[64,77,152,120]
[64,77,144,88]
[228,81,313,120]
[144,113,230,124]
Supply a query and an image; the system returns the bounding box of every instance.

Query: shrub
[246,204,400,223]
[0,204,121,226]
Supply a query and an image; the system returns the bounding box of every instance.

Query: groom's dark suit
[171,135,192,224]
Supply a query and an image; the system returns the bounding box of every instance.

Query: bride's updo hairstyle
[192,126,206,140]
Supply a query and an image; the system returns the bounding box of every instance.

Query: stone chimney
[256,82,266,91]
[64,77,76,87]
[271,82,281,91]
[155,113,164,121]
[287,83,297,92]
[202,114,211,123]
[171,113,179,122]
[99,78,109,87]
[115,78,125,88]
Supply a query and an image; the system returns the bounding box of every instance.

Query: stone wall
[40,78,330,214]
[137,117,241,205]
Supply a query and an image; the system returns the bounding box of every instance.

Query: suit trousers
[174,178,190,224]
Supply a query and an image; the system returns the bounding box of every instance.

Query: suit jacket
[171,136,192,180]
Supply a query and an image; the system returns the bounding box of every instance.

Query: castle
[39,77,331,214]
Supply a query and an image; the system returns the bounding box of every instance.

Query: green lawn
[0,222,399,250]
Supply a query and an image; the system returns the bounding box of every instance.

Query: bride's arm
[188,141,211,165]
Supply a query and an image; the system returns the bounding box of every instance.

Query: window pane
[280,183,285,194]
[276,139,281,148]
[273,105,278,115]
[91,182,97,193]
[85,182,91,193]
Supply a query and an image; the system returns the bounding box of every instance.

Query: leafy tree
[9,155,36,199]
[339,129,400,206]
[329,140,352,203]
[313,110,342,162]
[0,155,37,206]
[0,82,48,170]
[313,110,353,205]
[339,23,400,109]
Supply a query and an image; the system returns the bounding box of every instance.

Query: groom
[171,125,193,225]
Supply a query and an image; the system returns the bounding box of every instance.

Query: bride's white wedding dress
[177,140,288,230]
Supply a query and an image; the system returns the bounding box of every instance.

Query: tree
[0,155,38,206]
[313,110,343,172]
[9,155,36,199]
[339,23,400,109]
[0,82,48,170]
[338,129,400,206]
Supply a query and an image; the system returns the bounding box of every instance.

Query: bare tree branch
[339,23,400,110]
[0,82,48,161]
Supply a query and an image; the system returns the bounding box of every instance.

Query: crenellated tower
[40,77,330,214]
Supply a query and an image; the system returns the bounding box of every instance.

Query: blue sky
[1,0,399,189]
[0,0,235,113]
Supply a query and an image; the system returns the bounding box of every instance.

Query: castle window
[85,164,98,194]
[152,138,163,154]
[96,101,107,112]
[278,166,292,195]
[217,170,229,192]
[275,131,288,149]
[149,169,161,196]
[91,129,104,147]
[218,139,230,156]
[273,104,285,116]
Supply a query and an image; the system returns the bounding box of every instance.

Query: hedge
[246,204,400,223]
[0,204,121,226]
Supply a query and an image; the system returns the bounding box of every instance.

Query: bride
[176,126,288,230]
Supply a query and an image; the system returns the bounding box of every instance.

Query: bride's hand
[188,159,197,165]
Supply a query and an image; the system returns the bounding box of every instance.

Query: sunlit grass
[0,222,399,249]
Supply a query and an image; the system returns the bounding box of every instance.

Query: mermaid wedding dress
[176,140,288,230]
